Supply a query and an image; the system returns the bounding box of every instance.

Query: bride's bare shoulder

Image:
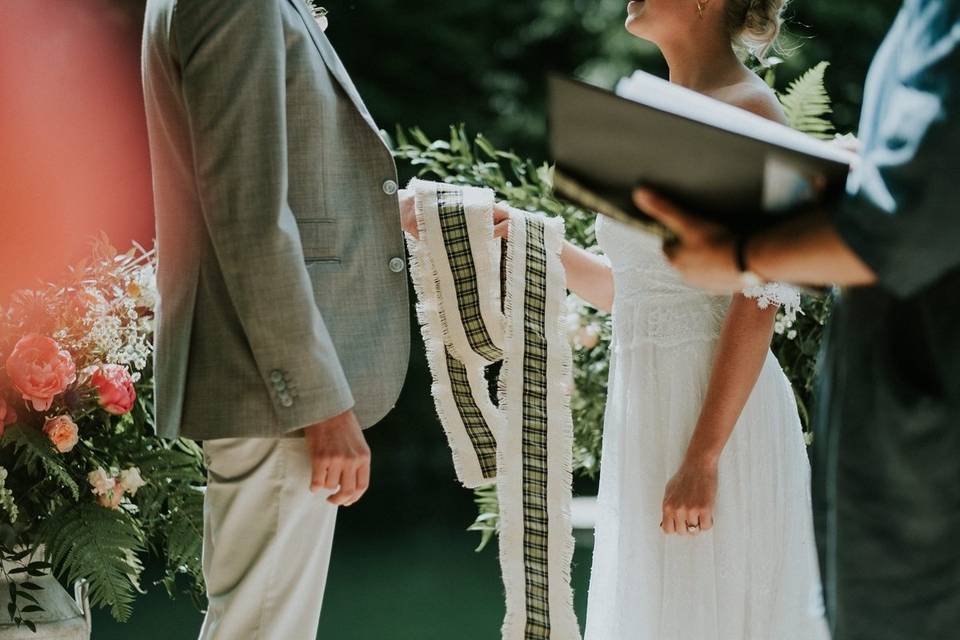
[716,79,788,125]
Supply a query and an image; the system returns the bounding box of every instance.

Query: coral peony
[89,364,136,415]
[0,396,17,438]
[42,415,79,453]
[5,334,77,412]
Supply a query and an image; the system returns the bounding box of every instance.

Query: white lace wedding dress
[584,215,830,640]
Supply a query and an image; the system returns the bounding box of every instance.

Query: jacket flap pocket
[297,219,338,261]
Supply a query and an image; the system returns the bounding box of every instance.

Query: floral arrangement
[0,240,204,629]
[392,61,838,547]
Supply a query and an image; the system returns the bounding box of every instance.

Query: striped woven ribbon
[404,179,580,640]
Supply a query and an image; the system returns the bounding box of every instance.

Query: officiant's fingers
[494,221,510,239]
[633,189,696,239]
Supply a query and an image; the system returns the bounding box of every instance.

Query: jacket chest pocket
[296,219,340,267]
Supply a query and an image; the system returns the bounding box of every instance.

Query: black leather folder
[548,73,854,236]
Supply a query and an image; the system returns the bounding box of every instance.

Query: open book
[548,71,856,236]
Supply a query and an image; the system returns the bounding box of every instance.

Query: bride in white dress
[497,1,830,638]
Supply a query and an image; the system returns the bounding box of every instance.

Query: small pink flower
[0,396,17,438]
[42,415,79,453]
[97,480,124,510]
[4,334,77,412]
[89,365,136,415]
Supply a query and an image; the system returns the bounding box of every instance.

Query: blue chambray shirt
[834,0,960,293]
[814,2,960,638]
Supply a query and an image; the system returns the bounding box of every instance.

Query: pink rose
[42,415,79,453]
[4,334,77,412]
[0,396,17,438]
[89,365,136,415]
[97,480,124,510]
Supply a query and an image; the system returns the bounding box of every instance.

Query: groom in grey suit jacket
[141,0,410,637]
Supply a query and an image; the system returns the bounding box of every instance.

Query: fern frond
[3,426,79,500]
[780,61,834,139]
[467,483,500,552]
[164,487,204,582]
[42,502,145,621]
[131,446,204,486]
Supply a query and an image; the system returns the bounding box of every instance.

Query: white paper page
[615,70,856,166]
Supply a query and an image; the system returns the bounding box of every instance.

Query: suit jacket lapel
[287,0,385,144]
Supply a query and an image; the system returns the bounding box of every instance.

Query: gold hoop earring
[696,1,706,18]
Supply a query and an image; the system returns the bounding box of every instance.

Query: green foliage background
[323,0,901,156]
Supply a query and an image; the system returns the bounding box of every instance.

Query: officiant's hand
[633,188,744,293]
[304,409,371,506]
[661,460,718,536]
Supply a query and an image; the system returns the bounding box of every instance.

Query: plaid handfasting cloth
[404,179,580,640]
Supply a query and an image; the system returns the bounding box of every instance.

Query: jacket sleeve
[172,0,354,430]
[833,4,960,298]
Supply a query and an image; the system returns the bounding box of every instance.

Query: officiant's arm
[636,7,960,298]
[174,0,355,430]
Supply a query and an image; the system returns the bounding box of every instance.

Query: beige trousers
[199,438,338,640]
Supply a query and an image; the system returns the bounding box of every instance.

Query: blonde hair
[725,0,787,61]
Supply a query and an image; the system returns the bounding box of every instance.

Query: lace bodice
[595,215,800,348]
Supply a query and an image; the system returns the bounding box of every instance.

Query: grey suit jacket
[141,0,410,439]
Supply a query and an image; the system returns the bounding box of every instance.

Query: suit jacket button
[270,370,284,383]
[389,257,406,273]
[382,179,398,196]
[279,393,294,408]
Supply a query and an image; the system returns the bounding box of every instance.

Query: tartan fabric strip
[437,189,503,362]
[406,179,580,640]
[445,348,499,479]
[520,218,551,638]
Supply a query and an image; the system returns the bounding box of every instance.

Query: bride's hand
[661,459,718,536]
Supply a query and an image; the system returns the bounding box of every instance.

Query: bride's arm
[560,241,615,313]
[661,296,778,536]
[493,204,615,312]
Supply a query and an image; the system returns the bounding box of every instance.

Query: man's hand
[633,188,744,293]
[398,188,418,238]
[304,409,371,507]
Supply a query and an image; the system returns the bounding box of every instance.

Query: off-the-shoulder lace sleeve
[742,283,802,325]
